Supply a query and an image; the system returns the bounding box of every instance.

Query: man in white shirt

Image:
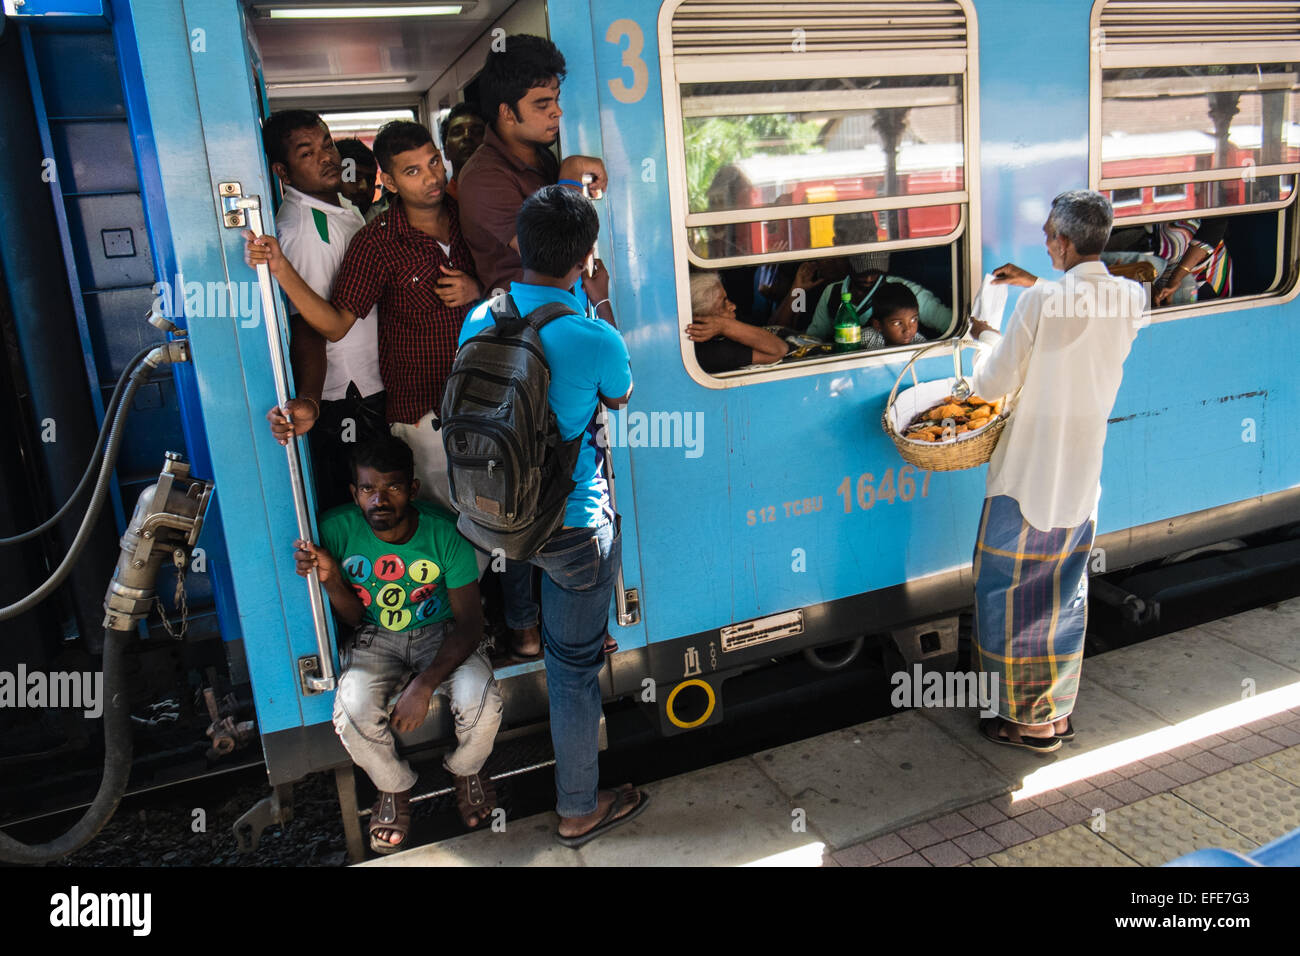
[968,190,1145,753]
[260,111,387,511]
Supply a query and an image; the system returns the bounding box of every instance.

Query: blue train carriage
[4,0,1296,834]
[557,0,1300,731]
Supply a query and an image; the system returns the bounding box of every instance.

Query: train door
[556,0,985,703]
[117,0,344,781]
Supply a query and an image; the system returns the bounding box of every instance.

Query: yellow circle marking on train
[665,678,716,729]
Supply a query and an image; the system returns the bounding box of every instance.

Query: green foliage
[683,114,826,213]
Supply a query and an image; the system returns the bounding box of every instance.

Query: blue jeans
[503,521,620,817]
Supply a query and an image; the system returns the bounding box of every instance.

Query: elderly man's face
[1043,220,1067,271]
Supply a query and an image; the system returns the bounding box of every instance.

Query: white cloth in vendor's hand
[970,273,1008,332]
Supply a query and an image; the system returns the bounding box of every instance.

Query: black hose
[0,343,154,547]
[0,629,132,864]
[0,353,148,621]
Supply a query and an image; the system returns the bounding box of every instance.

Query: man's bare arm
[244,231,357,341]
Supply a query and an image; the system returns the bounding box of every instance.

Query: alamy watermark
[598,409,704,459]
[50,886,151,936]
[890,664,999,718]
[1040,275,1149,331]
[151,274,262,328]
[0,665,102,718]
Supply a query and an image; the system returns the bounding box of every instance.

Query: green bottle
[833,290,862,352]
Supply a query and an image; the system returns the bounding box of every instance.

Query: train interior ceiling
[250,1,533,143]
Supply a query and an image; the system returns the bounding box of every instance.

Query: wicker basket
[881,340,1015,472]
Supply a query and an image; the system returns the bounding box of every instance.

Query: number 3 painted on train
[606,19,649,104]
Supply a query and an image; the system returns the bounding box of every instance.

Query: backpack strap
[522,301,579,332]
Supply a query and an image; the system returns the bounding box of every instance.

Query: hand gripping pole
[237,196,336,693]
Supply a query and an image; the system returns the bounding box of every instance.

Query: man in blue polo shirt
[458,186,646,847]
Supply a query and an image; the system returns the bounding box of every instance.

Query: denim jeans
[507,520,620,817]
[332,619,502,793]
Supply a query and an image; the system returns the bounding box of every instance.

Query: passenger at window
[296,435,502,848]
[1105,218,1231,307]
[859,282,927,350]
[796,213,951,342]
[802,248,951,343]
[1153,218,1232,306]
[257,111,386,512]
[767,257,845,332]
[335,138,379,216]
[438,102,487,200]
[686,272,788,373]
[246,120,482,517]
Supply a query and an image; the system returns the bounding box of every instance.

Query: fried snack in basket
[902,393,1005,444]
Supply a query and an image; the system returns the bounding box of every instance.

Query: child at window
[861,282,927,349]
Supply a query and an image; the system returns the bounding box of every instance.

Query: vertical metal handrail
[237,196,336,692]
[582,177,637,627]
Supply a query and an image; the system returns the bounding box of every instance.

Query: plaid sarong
[972,495,1095,725]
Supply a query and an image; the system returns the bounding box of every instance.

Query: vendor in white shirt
[260,111,387,512]
[967,190,1145,754]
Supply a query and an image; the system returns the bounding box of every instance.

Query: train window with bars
[661,0,978,378]
[1091,0,1300,312]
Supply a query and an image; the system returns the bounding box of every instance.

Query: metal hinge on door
[218,182,246,228]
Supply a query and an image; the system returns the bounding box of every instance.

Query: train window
[1090,0,1300,314]
[680,74,965,261]
[661,0,978,380]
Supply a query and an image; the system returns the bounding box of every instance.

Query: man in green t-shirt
[294,435,501,853]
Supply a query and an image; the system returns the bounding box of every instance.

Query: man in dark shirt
[336,137,379,216]
[439,102,486,201]
[457,34,608,299]
[249,120,481,513]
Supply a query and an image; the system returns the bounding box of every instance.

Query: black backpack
[440,293,584,560]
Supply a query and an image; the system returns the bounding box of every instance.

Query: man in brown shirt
[457,34,608,299]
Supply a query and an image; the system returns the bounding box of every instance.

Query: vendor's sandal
[453,771,497,830]
[368,788,412,855]
[1056,717,1075,741]
[980,717,1061,754]
[555,785,650,849]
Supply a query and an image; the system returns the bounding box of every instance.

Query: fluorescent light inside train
[266,5,462,18]
[266,77,411,90]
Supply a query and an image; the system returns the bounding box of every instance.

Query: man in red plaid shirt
[249,120,482,512]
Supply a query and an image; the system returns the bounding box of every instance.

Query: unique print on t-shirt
[374,553,406,581]
[320,501,474,634]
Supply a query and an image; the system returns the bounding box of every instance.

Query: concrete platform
[364,597,1300,867]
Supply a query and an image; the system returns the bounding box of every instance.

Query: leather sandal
[453,771,497,829]
[369,788,412,855]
